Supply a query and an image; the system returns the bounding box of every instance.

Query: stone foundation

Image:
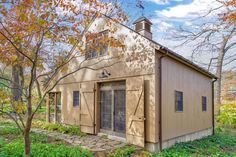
[145,128,213,152]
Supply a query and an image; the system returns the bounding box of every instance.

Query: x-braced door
[80,82,95,134]
[126,77,145,147]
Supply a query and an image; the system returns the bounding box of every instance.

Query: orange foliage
[223,0,236,24]
[0,0,127,69]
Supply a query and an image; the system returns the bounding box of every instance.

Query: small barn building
[46,16,217,152]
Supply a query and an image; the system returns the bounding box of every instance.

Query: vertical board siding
[161,57,212,141]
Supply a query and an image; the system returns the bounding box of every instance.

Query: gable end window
[202,96,207,111]
[175,91,183,112]
[73,91,80,107]
[85,30,109,59]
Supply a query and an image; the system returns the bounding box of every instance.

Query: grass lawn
[0,119,236,157]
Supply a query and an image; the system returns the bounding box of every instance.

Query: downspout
[159,55,165,151]
[158,46,168,151]
[212,78,217,135]
[93,83,96,134]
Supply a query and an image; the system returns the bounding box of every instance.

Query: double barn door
[100,82,126,136]
[78,78,145,147]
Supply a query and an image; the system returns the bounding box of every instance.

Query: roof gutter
[159,47,217,79]
[159,56,164,151]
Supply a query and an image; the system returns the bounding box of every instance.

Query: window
[202,96,207,111]
[85,30,108,59]
[175,91,183,112]
[73,91,80,107]
[135,22,143,31]
[145,23,151,32]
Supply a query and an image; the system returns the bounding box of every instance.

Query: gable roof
[158,45,217,79]
[128,23,216,79]
[102,14,217,79]
[145,35,217,79]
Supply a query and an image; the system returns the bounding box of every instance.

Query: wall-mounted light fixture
[99,69,111,78]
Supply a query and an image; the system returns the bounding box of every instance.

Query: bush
[217,102,236,128]
[0,125,21,136]
[108,145,136,157]
[0,137,5,147]
[32,120,85,136]
[31,133,48,143]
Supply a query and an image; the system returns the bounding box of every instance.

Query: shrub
[32,120,84,136]
[217,102,236,128]
[31,133,48,143]
[108,145,136,157]
[0,125,21,136]
[0,137,5,147]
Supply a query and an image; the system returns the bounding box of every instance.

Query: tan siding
[50,16,158,142]
[52,74,158,143]
[53,83,82,125]
[144,74,157,143]
[161,57,212,141]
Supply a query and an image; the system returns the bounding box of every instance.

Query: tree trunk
[12,64,21,101]
[35,79,43,109]
[24,128,31,156]
[215,48,225,111]
[24,109,32,156]
[12,63,24,101]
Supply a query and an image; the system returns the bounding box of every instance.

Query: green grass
[153,132,236,157]
[108,145,136,157]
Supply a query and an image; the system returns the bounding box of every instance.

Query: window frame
[73,91,80,107]
[175,90,183,112]
[85,30,109,60]
[202,96,207,112]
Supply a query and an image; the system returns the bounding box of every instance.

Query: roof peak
[133,16,152,25]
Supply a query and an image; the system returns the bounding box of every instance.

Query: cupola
[133,16,152,39]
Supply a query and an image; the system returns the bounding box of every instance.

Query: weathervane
[136,0,144,16]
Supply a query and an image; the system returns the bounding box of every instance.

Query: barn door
[126,77,145,147]
[80,82,95,134]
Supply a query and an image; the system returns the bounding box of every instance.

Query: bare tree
[170,4,236,108]
[0,0,128,155]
